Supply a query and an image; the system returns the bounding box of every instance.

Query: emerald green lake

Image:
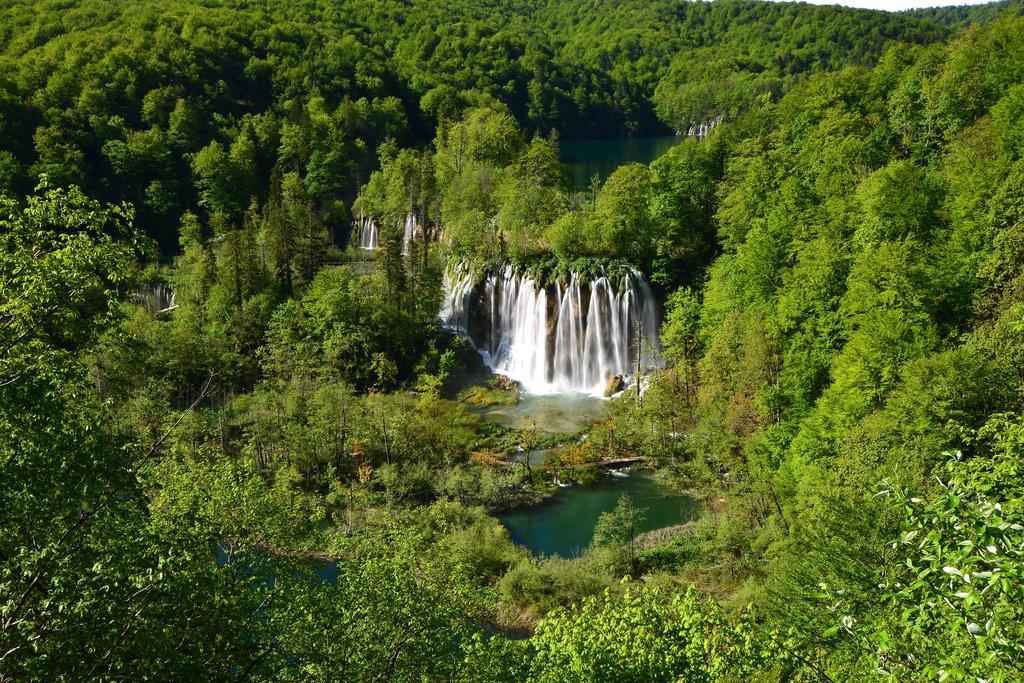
[500,472,699,558]
[560,135,681,189]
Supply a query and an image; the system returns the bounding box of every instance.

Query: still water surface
[500,472,699,558]
[560,135,681,189]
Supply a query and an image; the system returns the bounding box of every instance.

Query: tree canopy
[4,2,1024,682]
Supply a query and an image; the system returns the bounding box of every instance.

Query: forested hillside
[906,0,1018,26]
[3,1,1024,681]
[0,0,951,250]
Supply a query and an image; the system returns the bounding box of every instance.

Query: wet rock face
[603,374,625,397]
[467,284,491,348]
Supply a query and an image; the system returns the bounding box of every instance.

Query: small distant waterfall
[440,263,476,333]
[355,216,379,250]
[354,213,420,253]
[137,283,176,314]
[401,213,418,256]
[677,115,723,141]
[442,263,661,395]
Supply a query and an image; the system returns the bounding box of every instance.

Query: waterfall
[440,263,475,333]
[677,115,723,140]
[356,213,419,253]
[401,213,417,256]
[137,283,176,314]
[442,263,662,395]
[355,215,379,250]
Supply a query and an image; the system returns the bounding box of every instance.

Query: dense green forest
[3,0,1024,681]
[0,0,955,251]
[906,0,1019,26]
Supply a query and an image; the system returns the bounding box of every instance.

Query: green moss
[458,254,642,289]
[458,383,520,407]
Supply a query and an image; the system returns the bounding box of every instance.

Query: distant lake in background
[559,135,681,190]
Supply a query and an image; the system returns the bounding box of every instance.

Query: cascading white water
[401,213,417,255]
[354,213,420,253]
[137,283,176,314]
[486,265,550,385]
[355,215,379,250]
[440,264,475,332]
[677,115,723,140]
[442,263,661,395]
